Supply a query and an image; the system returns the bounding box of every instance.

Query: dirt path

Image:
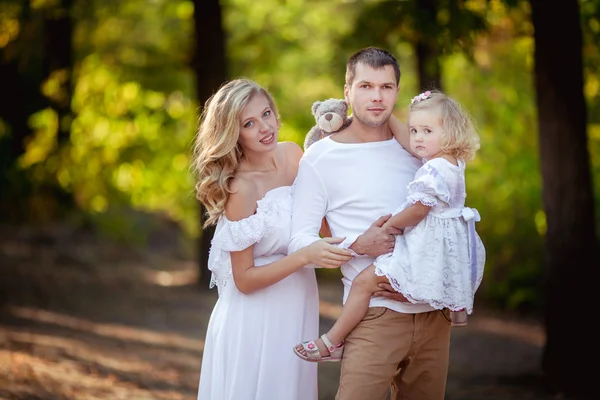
[0,226,555,400]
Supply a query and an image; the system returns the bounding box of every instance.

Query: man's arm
[289,158,330,255]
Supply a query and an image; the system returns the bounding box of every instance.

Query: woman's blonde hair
[409,90,480,161]
[191,78,280,227]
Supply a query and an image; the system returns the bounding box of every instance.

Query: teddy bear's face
[313,99,348,133]
[318,111,345,133]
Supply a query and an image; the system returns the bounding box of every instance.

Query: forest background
[0,0,599,399]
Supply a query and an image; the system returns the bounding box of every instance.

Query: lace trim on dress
[207,186,292,295]
[405,193,438,207]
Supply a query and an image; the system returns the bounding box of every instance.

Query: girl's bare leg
[326,264,387,345]
[294,264,388,357]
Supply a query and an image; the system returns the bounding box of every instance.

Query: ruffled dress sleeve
[207,189,290,296]
[405,159,450,207]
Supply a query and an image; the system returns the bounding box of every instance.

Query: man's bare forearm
[348,214,397,257]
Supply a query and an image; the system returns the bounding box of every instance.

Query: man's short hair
[345,47,401,86]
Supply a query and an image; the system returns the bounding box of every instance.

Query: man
[289,47,452,400]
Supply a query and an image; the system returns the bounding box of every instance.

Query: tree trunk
[530,1,598,398]
[0,1,56,222]
[413,0,442,91]
[415,40,442,92]
[43,0,74,144]
[0,2,46,161]
[35,0,76,220]
[192,0,227,288]
[0,59,37,160]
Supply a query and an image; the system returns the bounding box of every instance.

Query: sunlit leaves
[176,1,193,20]
[341,0,489,63]
[0,4,21,49]
[580,0,600,121]
[61,1,198,234]
[224,0,356,141]
[534,210,546,235]
[42,69,71,106]
[19,108,58,168]
[30,0,61,10]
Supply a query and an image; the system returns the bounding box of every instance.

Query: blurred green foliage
[0,0,598,310]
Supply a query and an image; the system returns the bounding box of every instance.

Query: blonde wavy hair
[191,78,280,227]
[409,90,480,161]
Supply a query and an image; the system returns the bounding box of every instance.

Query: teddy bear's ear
[311,100,321,115]
[342,99,349,113]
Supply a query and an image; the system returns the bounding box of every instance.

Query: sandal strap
[320,334,337,354]
[300,340,322,361]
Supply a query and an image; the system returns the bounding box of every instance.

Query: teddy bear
[303,98,353,150]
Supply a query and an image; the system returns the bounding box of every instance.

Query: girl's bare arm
[383,202,431,231]
[389,114,418,158]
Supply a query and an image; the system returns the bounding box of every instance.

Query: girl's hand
[303,237,353,268]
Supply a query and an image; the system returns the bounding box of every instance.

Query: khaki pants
[335,307,451,400]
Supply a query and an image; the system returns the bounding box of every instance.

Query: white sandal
[293,334,344,363]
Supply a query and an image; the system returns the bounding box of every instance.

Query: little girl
[293,90,486,362]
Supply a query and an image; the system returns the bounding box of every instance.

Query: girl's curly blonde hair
[409,90,480,161]
[191,78,280,228]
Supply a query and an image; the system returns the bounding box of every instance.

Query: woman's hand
[302,237,353,268]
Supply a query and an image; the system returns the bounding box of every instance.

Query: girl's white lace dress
[197,186,318,400]
[374,158,485,314]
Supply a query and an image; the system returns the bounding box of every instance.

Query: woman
[192,78,352,400]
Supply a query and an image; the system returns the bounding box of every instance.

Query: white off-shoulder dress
[197,186,318,400]
[374,158,486,314]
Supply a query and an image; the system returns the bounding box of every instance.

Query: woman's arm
[231,236,351,294]
[231,244,307,294]
[227,179,352,295]
[383,202,431,231]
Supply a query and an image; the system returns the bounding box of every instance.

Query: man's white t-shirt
[289,136,435,314]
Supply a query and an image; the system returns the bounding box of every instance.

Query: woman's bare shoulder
[278,141,303,181]
[225,176,258,222]
[279,141,303,160]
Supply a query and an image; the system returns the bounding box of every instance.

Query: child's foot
[294,337,330,358]
[293,334,344,363]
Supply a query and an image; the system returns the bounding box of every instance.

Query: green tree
[0,0,75,222]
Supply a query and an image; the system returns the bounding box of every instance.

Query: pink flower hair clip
[410,90,432,104]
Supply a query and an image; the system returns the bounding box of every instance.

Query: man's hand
[349,214,402,257]
[372,282,409,302]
